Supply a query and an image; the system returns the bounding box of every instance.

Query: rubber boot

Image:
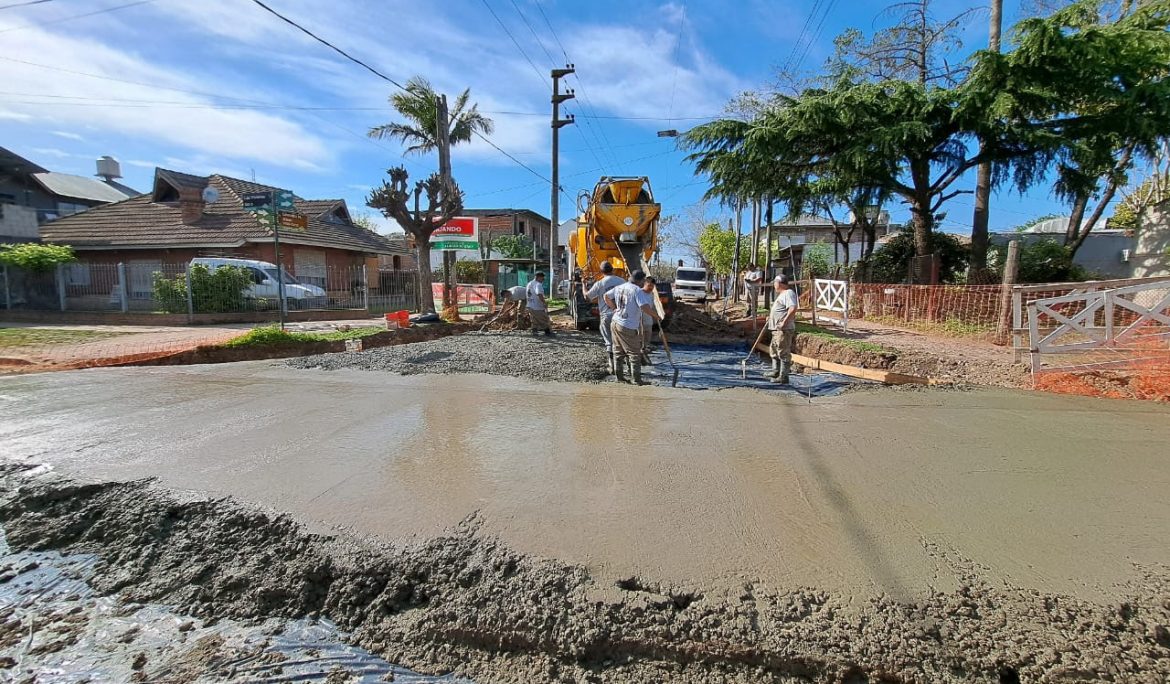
[614,357,627,383]
[631,361,650,386]
[767,357,781,380]
[777,359,792,384]
[607,351,615,375]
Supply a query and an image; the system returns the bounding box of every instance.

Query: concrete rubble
[1,470,1167,684]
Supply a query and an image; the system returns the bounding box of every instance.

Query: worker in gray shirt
[767,274,799,383]
[585,261,626,374]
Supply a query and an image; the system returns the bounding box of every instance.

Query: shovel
[658,328,681,388]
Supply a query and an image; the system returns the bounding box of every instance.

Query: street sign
[242,191,272,211]
[274,190,296,211]
[277,211,308,231]
[431,240,478,251]
[429,217,478,251]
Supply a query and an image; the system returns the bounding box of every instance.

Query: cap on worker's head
[600,261,614,274]
[631,269,646,283]
[774,273,790,285]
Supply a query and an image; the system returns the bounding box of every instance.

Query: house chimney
[95,155,122,182]
[179,187,205,225]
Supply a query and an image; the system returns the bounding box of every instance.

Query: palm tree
[369,76,494,314]
[368,76,495,156]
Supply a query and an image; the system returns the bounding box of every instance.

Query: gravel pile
[286,330,610,384]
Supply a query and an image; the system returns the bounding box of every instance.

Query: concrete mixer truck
[567,177,661,330]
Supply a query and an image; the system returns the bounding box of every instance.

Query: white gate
[1028,280,1170,372]
[813,278,849,328]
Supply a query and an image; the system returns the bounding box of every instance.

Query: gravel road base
[286,330,609,384]
[2,470,1167,684]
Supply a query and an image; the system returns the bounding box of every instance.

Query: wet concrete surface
[1,362,1169,602]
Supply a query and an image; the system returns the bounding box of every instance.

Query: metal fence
[1,262,418,317]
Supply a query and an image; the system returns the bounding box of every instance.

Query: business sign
[277,212,308,231]
[431,240,478,251]
[242,191,272,211]
[430,216,478,251]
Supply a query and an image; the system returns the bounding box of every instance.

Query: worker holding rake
[768,274,799,384]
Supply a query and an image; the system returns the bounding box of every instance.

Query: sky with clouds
[1,0,1083,250]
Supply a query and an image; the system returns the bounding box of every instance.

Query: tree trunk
[415,237,437,314]
[1065,194,1089,247]
[970,0,1003,276]
[908,158,934,259]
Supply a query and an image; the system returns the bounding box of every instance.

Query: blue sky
[0,0,1094,255]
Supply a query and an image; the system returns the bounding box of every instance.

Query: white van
[673,266,708,302]
[191,257,327,308]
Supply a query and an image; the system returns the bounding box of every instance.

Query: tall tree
[965,0,1170,259]
[367,169,463,314]
[970,0,1004,278]
[369,77,494,311]
[369,77,495,154]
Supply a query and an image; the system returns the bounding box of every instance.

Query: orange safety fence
[431,284,496,315]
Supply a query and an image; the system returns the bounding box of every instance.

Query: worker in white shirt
[526,272,554,336]
[605,270,660,385]
[585,261,626,373]
[767,274,799,383]
[498,284,528,324]
[744,263,764,317]
[639,275,659,365]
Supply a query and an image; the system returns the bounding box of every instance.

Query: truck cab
[673,267,708,302]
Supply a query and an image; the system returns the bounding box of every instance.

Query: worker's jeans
[746,286,759,316]
[599,313,615,351]
[611,321,642,367]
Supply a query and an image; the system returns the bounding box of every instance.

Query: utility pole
[436,94,455,311]
[970,0,1003,279]
[751,199,760,267]
[551,65,576,286]
[764,199,774,308]
[732,201,742,301]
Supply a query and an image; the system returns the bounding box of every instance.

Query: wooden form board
[753,342,934,386]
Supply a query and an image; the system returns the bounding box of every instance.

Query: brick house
[462,208,566,285]
[39,168,408,301]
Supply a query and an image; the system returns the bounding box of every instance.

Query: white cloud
[0,27,333,170]
[31,147,75,159]
[0,109,32,121]
[125,159,159,169]
[51,130,84,141]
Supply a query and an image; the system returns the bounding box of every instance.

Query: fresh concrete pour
[1,363,1169,682]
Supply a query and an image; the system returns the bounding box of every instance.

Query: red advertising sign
[430,216,478,240]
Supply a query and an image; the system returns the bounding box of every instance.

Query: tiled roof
[32,172,138,203]
[40,168,397,254]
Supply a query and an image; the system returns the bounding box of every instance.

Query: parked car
[191,257,327,309]
[673,266,708,302]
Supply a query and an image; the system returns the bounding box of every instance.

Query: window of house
[56,201,88,217]
[516,220,526,236]
[392,255,401,270]
[293,249,327,288]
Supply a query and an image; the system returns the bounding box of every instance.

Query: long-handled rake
[741,325,770,379]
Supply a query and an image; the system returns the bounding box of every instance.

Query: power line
[0,0,54,11]
[472,130,551,183]
[0,0,155,33]
[478,0,548,88]
[777,0,824,77]
[506,0,610,174]
[245,0,406,90]
[792,0,839,74]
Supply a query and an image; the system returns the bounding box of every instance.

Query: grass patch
[868,315,995,339]
[547,297,568,310]
[796,322,894,354]
[0,327,130,348]
[222,325,385,348]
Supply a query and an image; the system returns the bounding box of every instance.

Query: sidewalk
[0,324,251,371]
